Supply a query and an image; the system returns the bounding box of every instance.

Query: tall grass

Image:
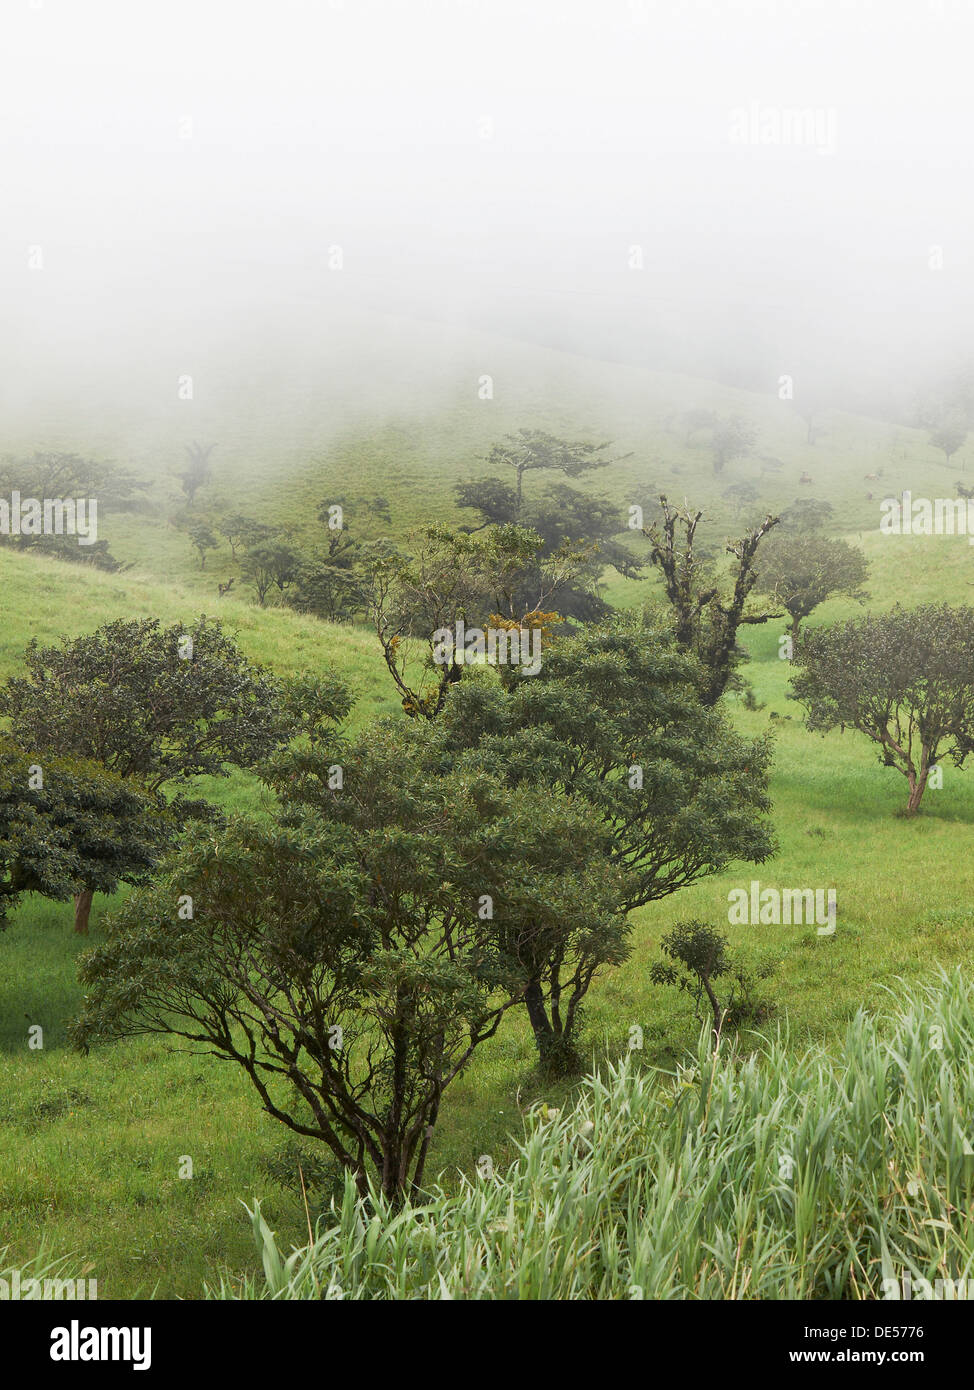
[209,969,974,1300]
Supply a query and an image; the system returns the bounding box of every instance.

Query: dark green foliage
[455,430,639,620]
[72,717,623,1198]
[0,616,322,795]
[754,530,869,639]
[0,739,177,928]
[438,615,776,1066]
[186,521,218,569]
[791,603,974,815]
[649,920,777,1044]
[242,541,304,605]
[366,523,583,719]
[0,451,134,571]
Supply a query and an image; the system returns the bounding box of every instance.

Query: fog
[4,0,974,433]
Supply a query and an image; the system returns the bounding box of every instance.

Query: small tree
[754,531,869,640]
[723,482,760,518]
[791,604,974,815]
[929,419,968,468]
[477,430,624,514]
[779,497,834,532]
[0,741,177,932]
[455,433,640,622]
[72,723,622,1196]
[0,617,324,929]
[217,513,254,561]
[187,522,218,570]
[643,496,781,705]
[180,442,216,504]
[649,921,776,1047]
[243,541,303,606]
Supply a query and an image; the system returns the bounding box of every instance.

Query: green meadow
[2,330,973,1296]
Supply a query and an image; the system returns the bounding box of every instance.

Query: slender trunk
[700,974,723,1049]
[73,888,94,935]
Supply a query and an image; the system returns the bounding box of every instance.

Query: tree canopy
[71,717,623,1195]
[791,604,974,815]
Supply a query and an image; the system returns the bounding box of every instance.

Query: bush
[208,969,974,1300]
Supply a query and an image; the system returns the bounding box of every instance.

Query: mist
[3,0,974,440]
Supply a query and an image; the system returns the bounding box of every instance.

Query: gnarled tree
[643,496,781,705]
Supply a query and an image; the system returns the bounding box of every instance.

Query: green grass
[1,331,973,1295]
[210,970,974,1301]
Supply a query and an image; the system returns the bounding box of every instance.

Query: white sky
[3,0,973,413]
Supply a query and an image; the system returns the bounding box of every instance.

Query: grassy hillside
[1,325,973,1295]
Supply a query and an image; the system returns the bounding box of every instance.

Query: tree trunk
[524,979,553,1054]
[73,888,94,934]
[905,769,928,817]
[524,978,581,1077]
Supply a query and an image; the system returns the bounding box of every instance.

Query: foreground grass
[211,969,974,1300]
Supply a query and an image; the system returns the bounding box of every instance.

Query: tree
[0,451,134,572]
[790,604,974,815]
[475,429,624,514]
[779,497,834,532]
[649,921,776,1047]
[0,617,323,929]
[71,720,622,1197]
[243,541,303,606]
[365,524,585,720]
[643,496,781,706]
[723,482,760,518]
[0,741,177,933]
[217,513,253,561]
[437,616,776,1069]
[455,433,641,621]
[187,522,218,570]
[283,500,384,623]
[180,442,216,504]
[929,419,968,468]
[754,532,869,641]
[710,416,757,475]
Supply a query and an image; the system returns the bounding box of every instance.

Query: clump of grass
[208,968,974,1300]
